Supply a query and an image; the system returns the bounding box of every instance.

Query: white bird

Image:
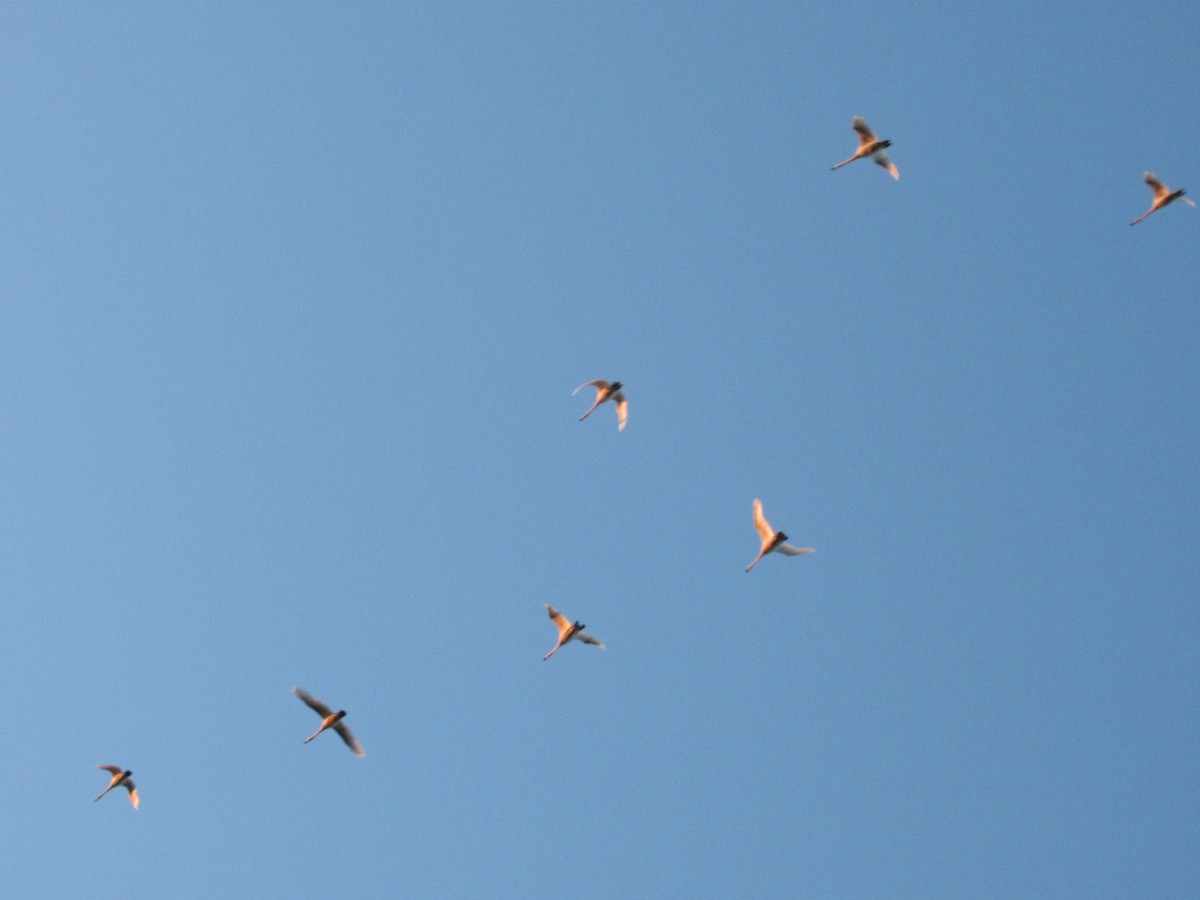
[831,116,899,180]
[544,604,605,660]
[1131,171,1194,225]
[293,686,366,757]
[95,765,138,809]
[746,498,814,572]
[573,380,627,431]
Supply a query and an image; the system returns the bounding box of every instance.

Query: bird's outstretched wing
[852,117,877,147]
[546,604,572,638]
[293,686,332,717]
[752,499,775,542]
[1144,171,1168,199]
[124,781,139,809]
[778,544,815,556]
[97,765,123,775]
[334,722,366,757]
[573,380,609,396]
[613,392,628,431]
[872,149,899,180]
[577,632,605,649]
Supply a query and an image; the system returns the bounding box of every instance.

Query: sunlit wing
[1144,171,1168,198]
[97,765,123,775]
[546,604,572,637]
[613,393,628,431]
[124,782,139,809]
[573,380,608,396]
[852,116,877,147]
[293,686,332,717]
[752,499,774,542]
[873,150,899,180]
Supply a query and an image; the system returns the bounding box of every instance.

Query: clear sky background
[3,3,1198,897]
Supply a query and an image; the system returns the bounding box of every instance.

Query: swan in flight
[832,117,899,180]
[574,380,627,431]
[1131,171,1194,225]
[746,499,815,572]
[544,604,605,660]
[95,765,139,809]
[293,686,366,757]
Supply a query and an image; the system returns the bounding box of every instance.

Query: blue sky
[3,3,1198,897]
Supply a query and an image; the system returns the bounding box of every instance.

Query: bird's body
[574,380,627,431]
[95,765,138,809]
[1131,171,1194,225]
[293,686,365,756]
[544,604,605,660]
[832,116,899,180]
[745,499,814,572]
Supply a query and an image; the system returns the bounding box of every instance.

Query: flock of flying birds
[95,686,368,806]
[94,374,813,804]
[92,115,1193,810]
[831,116,1193,226]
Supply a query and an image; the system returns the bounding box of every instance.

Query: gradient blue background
[3,3,1198,897]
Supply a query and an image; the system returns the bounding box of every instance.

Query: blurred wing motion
[293,686,332,717]
[1145,171,1169,199]
[576,632,605,649]
[872,149,899,180]
[752,499,775,542]
[613,392,628,431]
[334,722,366,757]
[778,544,816,556]
[546,604,572,638]
[852,116,878,146]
